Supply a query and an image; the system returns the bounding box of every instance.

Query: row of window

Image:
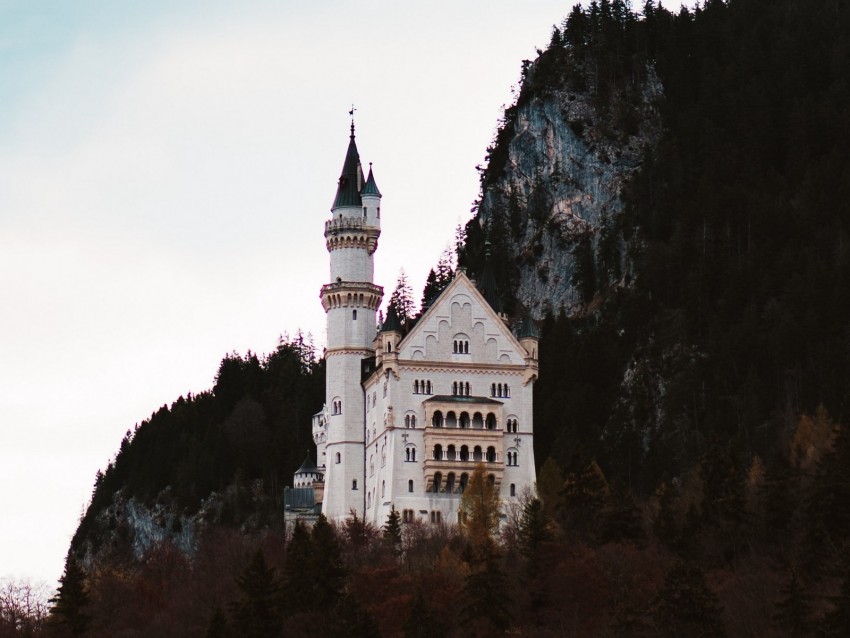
[356,480,519,499]
[432,443,503,463]
[452,339,469,354]
[403,414,417,428]
[491,383,510,398]
[413,380,432,394]
[432,410,499,430]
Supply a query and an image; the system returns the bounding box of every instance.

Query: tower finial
[349,104,356,138]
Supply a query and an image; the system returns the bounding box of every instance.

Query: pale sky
[0,0,677,588]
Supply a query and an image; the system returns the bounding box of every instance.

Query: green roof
[361,164,381,197]
[381,304,402,333]
[516,313,539,339]
[332,129,363,209]
[476,251,502,314]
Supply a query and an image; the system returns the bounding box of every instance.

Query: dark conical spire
[296,452,318,474]
[477,241,503,314]
[332,122,364,209]
[361,162,381,197]
[381,303,402,333]
[516,312,539,339]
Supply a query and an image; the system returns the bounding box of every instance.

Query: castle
[303,122,539,527]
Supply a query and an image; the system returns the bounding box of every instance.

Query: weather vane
[349,104,357,137]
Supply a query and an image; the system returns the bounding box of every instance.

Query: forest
[4,0,850,636]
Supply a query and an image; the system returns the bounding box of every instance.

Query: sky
[0,0,677,589]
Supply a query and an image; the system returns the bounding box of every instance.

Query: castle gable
[398,272,524,365]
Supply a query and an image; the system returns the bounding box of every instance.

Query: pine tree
[388,269,416,330]
[281,520,314,615]
[560,460,609,542]
[518,496,551,559]
[652,561,725,638]
[48,555,90,636]
[230,550,281,638]
[206,607,230,638]
[536,456,565,524]
[773,570,812,638]
[461,550,512,636]
[404,586,447,638]
[310,514,345,609]
[383,506,402,557]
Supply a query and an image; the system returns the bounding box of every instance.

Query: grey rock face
[478,62,663,318]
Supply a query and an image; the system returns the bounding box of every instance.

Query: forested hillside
[21,1,850,637]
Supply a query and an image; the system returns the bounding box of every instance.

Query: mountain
[461,0,850,490]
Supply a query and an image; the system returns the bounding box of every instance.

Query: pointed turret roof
[381,303,402,333]
[332,123,364,209]
[361,163,381,197]
[516,312,539,339]
[476,242,503,315]
[295,454,319,475]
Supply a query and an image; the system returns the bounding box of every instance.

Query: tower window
[352,309,357,320]
[510,483,516,497]
[363,207,367,218]
[408,479,414,493]
[352,479,357,490]
[335,452,341,464]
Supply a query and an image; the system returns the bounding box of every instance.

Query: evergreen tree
[461,551,511,636]
[328,594,380,638]
[652,561,725,638]
[310,514,345,609]
[48,555,90,636]
[229,550,281,638]
[560,460,609,542]
[206,607,230,638]
[773,570,812,638]
[822,556,850,637]
[281,520,314,615]
[388,269,416,330]
[601,483,645,545]
[383,506,402,557]
[404,586,447,638]
[517,496,551,559]
[536,456,564,524]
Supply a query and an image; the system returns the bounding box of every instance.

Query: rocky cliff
[470,51,663,319]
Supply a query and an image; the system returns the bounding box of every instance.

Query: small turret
[361,163,382,226]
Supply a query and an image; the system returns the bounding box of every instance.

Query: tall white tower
[320,121,383,519]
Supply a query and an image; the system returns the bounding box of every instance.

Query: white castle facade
[307,124,539,528]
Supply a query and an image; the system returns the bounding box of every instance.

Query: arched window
[505,384,510,398]
[460,473,469,492]
[510,483,516,497]
[335,452,341,464]
[446,473,456,493]
[408,480,414,493]
[447,444,456,461]
[472,412,483,429]
[433,472,442,493]
[405,444,416,462]
[465,382,470,396]
[426,381,432,394]
[414,380,419,394]
[406,447,410,462]
[491,383,496,397]
[411,415,416,427]
[446,411,457,428]
[473,446,482,462]
[382,480,385,498]
[488,474,496,487]
[486,413,497,430]
[460,445,469,462]
[497,383,503,398]
[433,444,443,461]
[352,479,357,490]
[452,381,458,395]
[486,446,496,463]
[506,448,518,466]
[352,309,357,320]
[432,410,443,427]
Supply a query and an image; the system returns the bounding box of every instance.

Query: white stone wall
[329,246,375,283]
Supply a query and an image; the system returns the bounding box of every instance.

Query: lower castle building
[299,122,538,528]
